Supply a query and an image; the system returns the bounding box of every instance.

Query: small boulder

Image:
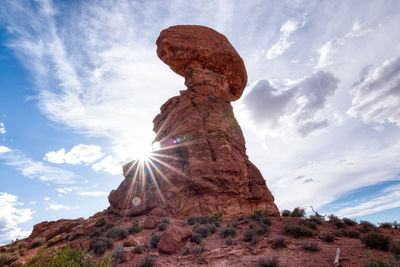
[143,216,159,229]
[123,236,138,247]
[157,226,192,254]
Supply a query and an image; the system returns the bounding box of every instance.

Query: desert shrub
[188,216,197,225]
[190,233,203,244]
[90,228,104,238]
[46,234,64,247]
[158,222,168,231]
[249,223,257,230]
[194,226,209,238]
[25,246,94,267]
[272,236,286,249]
[390,239,400,261]
[112,245,126,265]
[150,233,162,248]
[225,237,236,246]
[98,252,112,267]
[363,258,399,267]
[343,218,357,226]
[259,216,272,226]
[329,215,346,228]
[284,221,313,238]
[134,244,144,254]
[89,237,113,255]
[17,241,27,249]
[106,227,128,240]
[258,256,279,267]
[181,246,191,255]
[161,217,170,224]
[138,254,156,267]
[302,241,320,252]
[238,216,245,221]
[251,210,268,220]
[231,221,238,228]
[379,222,393,229]
[291,207,306,217]
[31,238,44,248]
[256,224,270,235]
[193,245,203,255]
[67,233,80,241]
[321,232,335,243]
[207,224,216,234]
[360,221,377,233]
[243,230,259,244]
[342,229,361,239]
[95,218,106,228]
[128,220,143,235]
[361,232,392,251]
[104,222,114,230]
[299,219,317,230]
[211,210,223,222]
[281,209,291,217]
[309,214,325,224]
[0,252,19,266]
[220,227,235,238]
[9,260,24,267]
[198,256,207,264]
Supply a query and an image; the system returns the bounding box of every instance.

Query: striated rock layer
[108,25,279,218]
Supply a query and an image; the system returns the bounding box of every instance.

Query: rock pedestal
[108,25,279,218]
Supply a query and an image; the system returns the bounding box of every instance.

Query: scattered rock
[157,226,192,254]
[143,216,160,229]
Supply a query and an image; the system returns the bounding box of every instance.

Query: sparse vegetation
[31,238,44,248]
[272,236,286,249]
[190,233,203,244]
[128,219,143,235]
[89,237,114,255]
[302,241,320,252]
[309,214,325,224]
[25,246,94,267]
[181,246,191,255]
[158,222,168,231]
[363,258,399,267]
[361,232,392,251]
[112,245,126,265]
[95,218,106,228]
[46,234,64,247]
[198,256,207,264]
[150,233,162,248]
[343,218,357,226]
[138,254,156,267]
[225,237,236,246]
[283,221,313,238]
[342,229,361,239]
[243,229,259,245]
[379,222,393,229]
[161,217,170,224]
[105,223,114,230]
[193,245,203,255]
[258,256,279,267]
[281,209,291,217]
[207,223,217,234]
[134,244,144,254]
[390,239,400,260]
[290,207,306,217]
[187,212,223,226]
[0,251,19,266]
[329,215,346,228]
[193,224,209,238]
[220,227,235,238]
[67,232,80,241]
[299,219,317,230]
[90,228,104,238]
[106,227,128,240]
[360,221,377,233]
[321,232,335,243]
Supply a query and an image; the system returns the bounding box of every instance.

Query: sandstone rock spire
[107,25,279,218]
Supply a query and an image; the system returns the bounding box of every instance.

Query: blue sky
[0,0,400,245]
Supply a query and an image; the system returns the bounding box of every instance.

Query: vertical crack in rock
[107,25,279,218]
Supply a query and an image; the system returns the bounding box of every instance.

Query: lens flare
[152,141,161,151]
[132,197,141,207]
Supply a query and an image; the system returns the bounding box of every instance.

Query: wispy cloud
[0,122,5,134]
[77,191,108,197]
[44,144,103,165]
[0,146,85,184]
[0,192,33,245]
[47,203,79,211]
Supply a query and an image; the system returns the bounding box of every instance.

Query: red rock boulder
[157,226,192,254]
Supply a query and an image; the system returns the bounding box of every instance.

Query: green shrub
[256,224,269,235]
[258,256,278,267]
[343,218,357,226]
[309,214,325,224]
[106,227,128,240]
[379,222,393,229]
[17,241,27,249]
[284,221,313,238]
[360,221,377,233]
[342,229,361,239]
[281,209,291,217]
[251,210,268,220]
[90,228,104,238]
[150,233,162,248]
[187,212,222,226]
[207,224,216,234]
[31,238,44,248]
[25,246,94,267]
[198,256,207,264]
[220,227,235,238]
[299,219,317,230]
[363,258,399,267]
[187,216,197,225]
[112,245,126,265]
[181,246,191,255]
[193,245,203,255]
[321,232,335,242]
[128,219,143,234]
[259,216,272,226]
[158,222,168,231]
[95,218,106,228]
[138,254,156,267]
[190,233,203,244]
[46,234,64,247]
[290,207,306,217]
[302,241,320,252]
[105,223,114,230]
[194,226,209,238]
[89,237,113,255]
[225,237,236,246]
[272,236,286,249]
[243,230,259,245]
[361,232,392,251]
[161,217,170,224]
[134,244,144,254]
[329,215,346,228]
[0,252,19,266]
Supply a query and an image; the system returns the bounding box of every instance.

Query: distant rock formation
[108,25,279,218]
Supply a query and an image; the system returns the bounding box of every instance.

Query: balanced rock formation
[108,25,279,218]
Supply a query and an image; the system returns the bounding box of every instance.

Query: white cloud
[48,203,79,210]
[56,187,72,195]
[78,191,108,197]
[0,122,5,134]
[44,197,50,201]
[266,19,302,60]
[29,201,36,205]
[316,41,334,69]
[0,192,33,245]
[348,57,400,127]
[91,156,122,175]
[0,147,84,184]
[44,144,103,165]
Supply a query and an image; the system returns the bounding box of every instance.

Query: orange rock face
[108,25,279,218]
